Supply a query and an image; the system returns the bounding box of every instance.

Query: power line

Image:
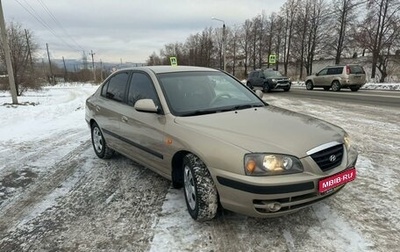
[14,0,83,52]
[36,0,85,51]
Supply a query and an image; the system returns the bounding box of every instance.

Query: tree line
[147,0,400,82]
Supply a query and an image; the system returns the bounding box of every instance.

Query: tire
[283,86,290,92]
[350,86,360,92]
[91,122,114,159]
[246,82,253,90]
[183,153,218,221]
[263,83,271,93]
[306,81,314,90]
[331,81,341,92]
[323,87,330,91]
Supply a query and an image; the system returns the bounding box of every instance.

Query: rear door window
[327,67,343,75]
[103,71,130,102]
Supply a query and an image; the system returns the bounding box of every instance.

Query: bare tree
[329,0,364,64]
[281,0,299,75]
[227,25,241,76]
[239,20,252,76]
[212,26,224,69]
[266,13,277,69]
[356,0,400,81]
[274,15,285,71]
[0,22,40,95]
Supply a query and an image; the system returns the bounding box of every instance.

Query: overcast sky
[3,0,286,63]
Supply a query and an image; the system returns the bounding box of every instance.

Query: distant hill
[47,58,146,72]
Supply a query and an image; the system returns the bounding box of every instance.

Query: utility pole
[100,59,104,82]
[62,56,67,82]
[24,29,33,67]
[89,50,96,82]
[212,17,226,71]
[46,43,54,84]
[0,0,18,104]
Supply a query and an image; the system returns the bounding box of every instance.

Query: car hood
[174,106,344,157]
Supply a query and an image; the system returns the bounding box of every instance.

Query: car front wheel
[263,83,271,93]
[91,122,114,159]
[183,153,218,221]
[306,81,314,90]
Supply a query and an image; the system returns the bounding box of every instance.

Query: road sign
[269,54,276,64]
[170,57,178,66]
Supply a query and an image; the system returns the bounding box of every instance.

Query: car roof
[325,64,361,68]
[117,65,220,74]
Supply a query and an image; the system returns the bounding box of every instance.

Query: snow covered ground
[0,82,399,251]
[292,81,400,91]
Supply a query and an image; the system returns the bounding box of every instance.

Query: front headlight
[271,78,277,83]
[244,154,303,176]
[344,133,351,151]
[344,132,358,166]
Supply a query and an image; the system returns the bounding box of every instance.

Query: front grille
[277,80,290,84]
[311,144,343,171]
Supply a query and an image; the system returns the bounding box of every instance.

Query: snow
[291,81,400,91]
[0,82,399,251]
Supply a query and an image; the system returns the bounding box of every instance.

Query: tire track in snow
[0,140,91,238]
[1,153,170,251]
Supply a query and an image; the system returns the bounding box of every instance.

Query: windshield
[157,71,265,116]
[263,70,283,77]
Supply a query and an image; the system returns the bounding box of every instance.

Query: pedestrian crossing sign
[170,57,178,66]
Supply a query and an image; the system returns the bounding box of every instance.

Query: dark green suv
[246,69,291,92]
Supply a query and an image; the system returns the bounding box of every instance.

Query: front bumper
[211,154,357,218]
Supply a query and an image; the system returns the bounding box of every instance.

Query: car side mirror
[134,99,159,113]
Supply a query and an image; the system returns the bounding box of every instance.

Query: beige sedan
[85,66,358,221]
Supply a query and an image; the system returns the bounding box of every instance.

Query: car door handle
[121,116,128,123]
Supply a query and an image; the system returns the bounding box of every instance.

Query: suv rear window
[348,65,365,74]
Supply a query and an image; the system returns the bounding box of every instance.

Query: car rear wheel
[331,81,341,92]
[350,86,360,92]
[91,122,114,159]
[306,81,314,90]
[247,82,253,90]
[183,153,218,221]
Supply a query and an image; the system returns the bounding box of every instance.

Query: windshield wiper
[180,104,264,116]
[180,109,218,117]
[229,104,264,111]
